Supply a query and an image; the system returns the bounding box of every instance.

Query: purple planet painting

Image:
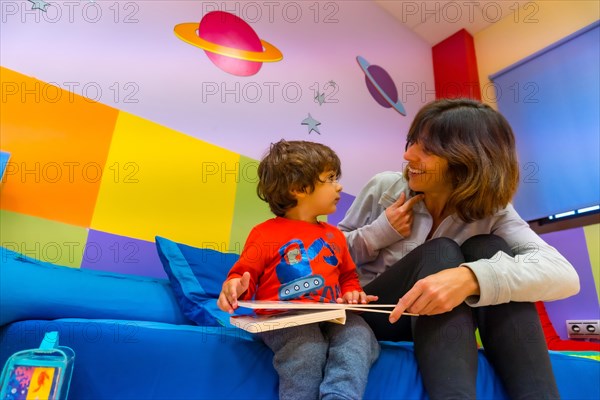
[174,11,283,77]
[357,56,406,115]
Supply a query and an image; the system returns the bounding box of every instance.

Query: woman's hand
[385,193,425,237]
[217,272,251,313]
[388,266,480,323]
[337,291,379,304]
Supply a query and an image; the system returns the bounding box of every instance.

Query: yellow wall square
[584,223,600,303]
[91,112,239,246]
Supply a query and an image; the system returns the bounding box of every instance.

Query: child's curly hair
[257,140,341,217]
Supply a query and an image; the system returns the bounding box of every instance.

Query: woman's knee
[415,237,464,270]
[461,234,513,261]
[477,301,542,340]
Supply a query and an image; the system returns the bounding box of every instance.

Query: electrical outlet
[566,320,600,339]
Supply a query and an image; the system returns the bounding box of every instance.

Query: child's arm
[218,226,267,313]
[218,271,251,313]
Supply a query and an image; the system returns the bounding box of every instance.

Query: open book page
[236,300,418,315]
[230,308,347,333]
[236,300,399,310]
[230,301,417,332]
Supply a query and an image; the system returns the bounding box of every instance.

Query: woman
[338,98,580,399]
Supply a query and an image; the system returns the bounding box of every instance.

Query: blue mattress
[1,319,599,399]
[1,248,598,399]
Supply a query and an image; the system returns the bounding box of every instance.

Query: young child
[218,139,380,400]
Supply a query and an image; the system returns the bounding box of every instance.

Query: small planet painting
[357,56,406,115]
[175,11,283,77]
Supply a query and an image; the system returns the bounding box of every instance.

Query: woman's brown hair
[405,98,519,222]
[257,140,341,217]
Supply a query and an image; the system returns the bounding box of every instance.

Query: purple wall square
[81,230,167,279]
[540,227,600,339]
[328,191,356,227]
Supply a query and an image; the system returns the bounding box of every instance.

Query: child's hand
[336,291,379,305]
[217,272,251,313]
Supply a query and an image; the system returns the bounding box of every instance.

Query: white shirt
[338,171,580,307]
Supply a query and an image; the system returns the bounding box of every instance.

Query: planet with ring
[174,11,283,77]
[357,56,406,115]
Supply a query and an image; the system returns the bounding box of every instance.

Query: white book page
[237,301,418,316]
[237,300,398,309]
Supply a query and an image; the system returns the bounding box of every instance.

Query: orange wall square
[0,67,118,227]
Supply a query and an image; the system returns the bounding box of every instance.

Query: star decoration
[28,0,50,11]
[315,92,325,105]
[301,114,321,135]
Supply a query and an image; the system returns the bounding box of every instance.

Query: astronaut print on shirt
[276,236,340,301]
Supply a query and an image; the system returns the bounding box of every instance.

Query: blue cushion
[0,246,190,326]
[0,151,10,180]
[155,236,245,327]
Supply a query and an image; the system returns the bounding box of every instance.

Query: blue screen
[490,21,599,221]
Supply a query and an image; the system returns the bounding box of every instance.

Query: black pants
[362,235,560,400]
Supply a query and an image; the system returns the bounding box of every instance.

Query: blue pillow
[155,236,242,327]
[0,246,191,326]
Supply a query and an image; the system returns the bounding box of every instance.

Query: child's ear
[290,189,306,199]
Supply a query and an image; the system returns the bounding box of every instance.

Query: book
[230,301,416,333]
[230,308,348,333]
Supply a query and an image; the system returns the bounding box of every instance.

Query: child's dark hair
[257,140,341,217]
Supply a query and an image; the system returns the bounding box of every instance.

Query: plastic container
[0,331,75,400]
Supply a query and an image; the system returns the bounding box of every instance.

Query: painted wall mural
[1,1,597,339]
[1,1,433,277]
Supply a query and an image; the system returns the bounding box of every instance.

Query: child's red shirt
[226,217,362,302]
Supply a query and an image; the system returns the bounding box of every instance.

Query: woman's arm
[337,172,405,265]
[389,205,580,321]
[464,204,580,307]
